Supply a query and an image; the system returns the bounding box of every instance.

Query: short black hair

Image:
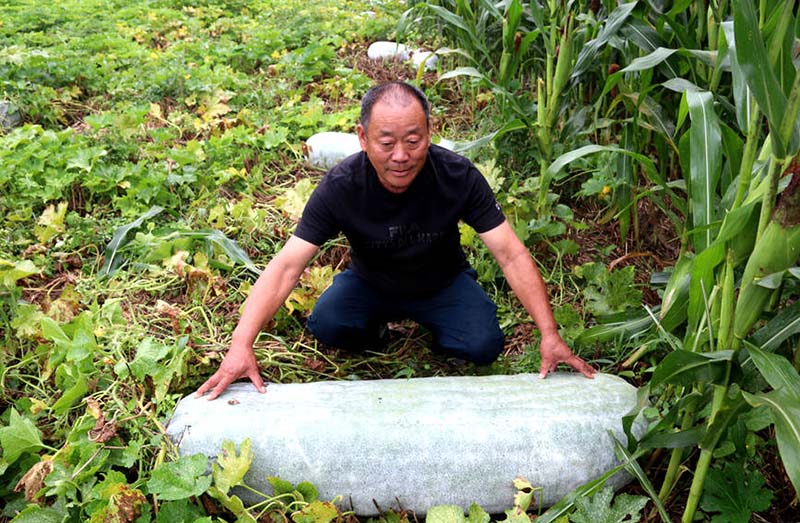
[359,81,430,132]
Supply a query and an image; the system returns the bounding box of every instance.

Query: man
[197,82,595,400]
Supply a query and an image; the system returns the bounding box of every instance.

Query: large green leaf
[574,309,654,346]
[700,391,750,451]
[750,300,800,352]
[546,144,657,181]
[745,344,800,397]
[743,388,800,493]
[99,205,164,277]
[659,254,692,331]
[0,409,45,466]
[147,453,213,501]
[686,90,722,251]
[733,0,790,157]
[572,1,637,78]
[651,350,734,387]
[611,434,670,523]
[721,21,754,134]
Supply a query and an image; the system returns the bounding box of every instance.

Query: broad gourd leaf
[466,503,490,523]
[7,505,62,523]
[291,500,339,523]
[0,409,44,465]
[426,505,465,523]
[700,463,773,523]
[212,439,254,495]
[568,486,648,523]
[147,454,212,501]
[155,499,208,523]
[206,486,254,521]
[0,259,40,288]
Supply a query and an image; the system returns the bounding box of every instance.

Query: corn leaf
[639,427,704,449]
[99,206,164,277]
[700,391,750,451]
[572,1,637,78]
[651,350,734,388]
[686,90,722,251]
[742,388,800,493]
[733,0,790,157]
[746,344,800,397]
[574,310,654,346]
[547,144,657,181]
[721,22,754,134]
[750,300,800,352]
[659,253,692,331]
[611,433,671,523]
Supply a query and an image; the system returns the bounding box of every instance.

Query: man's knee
[436,329,504,365]
[307,309,379,350]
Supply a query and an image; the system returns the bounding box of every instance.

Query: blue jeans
[307,269,504,364]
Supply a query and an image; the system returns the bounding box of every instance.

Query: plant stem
[682,447,713,523]
[732,103,762,208]
[717,249,735,350]
[756,157,780,241]
[681,383,729,523]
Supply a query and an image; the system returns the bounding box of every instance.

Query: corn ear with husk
[734,176,800,339]
[546,14,572,130]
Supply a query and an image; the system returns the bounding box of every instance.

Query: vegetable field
[1,1,799,522]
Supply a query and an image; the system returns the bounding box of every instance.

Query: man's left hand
[538,334,596,379]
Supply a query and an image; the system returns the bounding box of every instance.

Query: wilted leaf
[212,439,254,495]
[274,178,316,220]
[147,453,212,500]
[291,500,339,523]
[466,503,490,523]
[512,477,537,512]
[14,458,53,501]
[35,201,68,243]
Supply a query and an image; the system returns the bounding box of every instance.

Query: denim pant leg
[307,269,391,351]
[405,269,505,365]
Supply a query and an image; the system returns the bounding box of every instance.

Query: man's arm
[478,220,595,378]
[196,235,320,399]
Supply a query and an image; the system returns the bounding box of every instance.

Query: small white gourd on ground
[304,132,361,170]
[367,41,410,61]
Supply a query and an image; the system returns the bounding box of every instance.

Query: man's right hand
[195,344,266,400]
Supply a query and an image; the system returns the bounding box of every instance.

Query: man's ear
[356,124,368,151]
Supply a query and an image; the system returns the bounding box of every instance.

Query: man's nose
[391,143,410,161]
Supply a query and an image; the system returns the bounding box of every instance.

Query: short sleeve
[293,179,340,246]
[462,167,505,233]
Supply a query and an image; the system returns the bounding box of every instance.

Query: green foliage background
[2,0,800,522]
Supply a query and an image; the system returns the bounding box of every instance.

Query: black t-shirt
[294,144,506,296]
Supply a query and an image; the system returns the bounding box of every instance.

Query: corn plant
[541,1,799,521]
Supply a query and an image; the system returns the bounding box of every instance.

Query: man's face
[357,96,431,194]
